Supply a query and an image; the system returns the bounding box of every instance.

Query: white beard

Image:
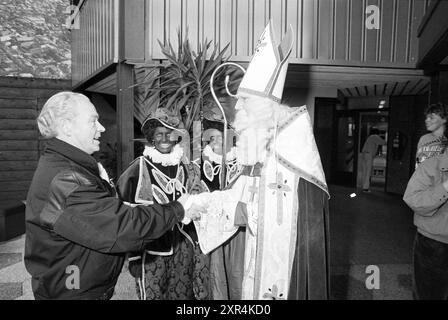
[236,126,270,165]
[233,96,293,166]
[233,97,277,165]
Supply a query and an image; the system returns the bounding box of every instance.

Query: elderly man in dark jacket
[24,91,203,300]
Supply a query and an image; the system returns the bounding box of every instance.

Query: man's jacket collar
[44,138,100,177]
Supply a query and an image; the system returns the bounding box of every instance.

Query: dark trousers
[413,232,448,300]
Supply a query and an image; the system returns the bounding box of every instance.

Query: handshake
[178,193,211,224]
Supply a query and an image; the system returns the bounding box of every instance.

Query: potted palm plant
[138,31,240,132]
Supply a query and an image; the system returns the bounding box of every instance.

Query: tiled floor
[0,235,137,300]
[0,184,415,300]
[329,185,415,300]
[0,236,33,300]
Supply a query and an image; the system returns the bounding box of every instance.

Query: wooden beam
[0,171,35,181]
[0,131,38,140]
[429,70,448,104]
[0,77,71,90]
[0,109,37,119]
[0,98,36,109]
[72,62,116,92]
[0,120,36,130]
[284,64,428,89]
[85,72,117,95]
[116,63,134,175]
[0,151,39,161]
[0,161,38,171]
[0,191,28,201]
[116,0,134,175]
[0,181,32,191]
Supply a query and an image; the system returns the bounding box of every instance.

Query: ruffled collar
[203,145,237,164]
[143,144,184,166]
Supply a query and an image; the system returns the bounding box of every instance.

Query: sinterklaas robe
[193,106,330,300]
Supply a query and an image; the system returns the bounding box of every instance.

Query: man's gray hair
[37,91,87,138]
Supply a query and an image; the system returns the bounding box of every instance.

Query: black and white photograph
[0,0,447,304]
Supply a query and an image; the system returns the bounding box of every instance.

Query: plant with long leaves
[137,31,240,131]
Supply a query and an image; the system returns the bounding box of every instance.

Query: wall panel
[203,0,217,46]
[409,0,426,64]
[253,0,269,53]
[0,78,70,202]
[395,0,412,63]
[220,0,233,53]
[235,0,251,57]
[143,0,431,66]
[270,0,285,41]
[349,0,363,61]
[301,0,316,59]
[150,0,166,59]
[183,0,199,48]
[285,0,300,58]
[318,0,333,60]
[379,0,394,62]
[72,0,117,87]
[167,0,183,52]
[365,0,381,62]
[71,0,434,86]
[334,0,349,60]
[124,0,145,62]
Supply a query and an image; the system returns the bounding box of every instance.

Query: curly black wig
[141,119,166,144]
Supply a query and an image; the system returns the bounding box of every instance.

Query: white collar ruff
[143,144,184,166]
[203,145,237,164]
